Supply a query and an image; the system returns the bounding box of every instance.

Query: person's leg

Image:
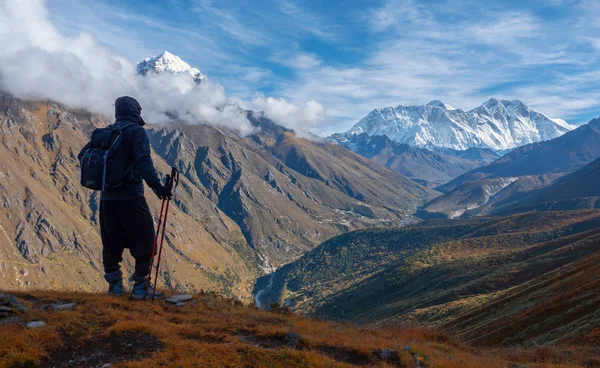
[125,197,156,280]
[100,200,126,294]
[124,197,164,299]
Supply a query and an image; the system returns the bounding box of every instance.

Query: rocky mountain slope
[346,98,573,151]
[0,93,260,300]
[440,117,600,192]
[147,114,435,269]
[256,210,600,346]
[493,156,600,215]
[418,174,561,219]
[329,133,498,187]
[0,92,435,297]
[419,117,600,218]
[4,292,598,368]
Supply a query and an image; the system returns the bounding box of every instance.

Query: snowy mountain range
[344,99,574,151]
[136,50,205,82]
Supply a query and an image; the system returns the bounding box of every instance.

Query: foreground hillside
[258,210,600,347]
[2,291,599,368]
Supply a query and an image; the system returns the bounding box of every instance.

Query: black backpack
[78,123,135,191]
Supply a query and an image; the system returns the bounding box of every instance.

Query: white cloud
[13,0,600,136]
[250,95,325,137]
[273,0,600,130]
[275,0,340,41]
[192,0,268,46]
[467,12,541,45]
[0,0,323,137]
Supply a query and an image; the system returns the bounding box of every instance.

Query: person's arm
[131,127,161,187]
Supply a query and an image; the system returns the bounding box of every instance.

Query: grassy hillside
[258,211,600,347]
[1,291,599,368]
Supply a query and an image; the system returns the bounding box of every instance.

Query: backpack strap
[110,122,137,131]
[107,122,137,150]
[102,123,138,191]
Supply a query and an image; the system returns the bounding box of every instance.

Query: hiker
[82,96,172,299]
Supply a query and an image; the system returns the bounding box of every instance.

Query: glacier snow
[347,98,574,151]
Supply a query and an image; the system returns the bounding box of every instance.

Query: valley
[2,1,600,365]
[258,210,600,346]
[3,79,600,352]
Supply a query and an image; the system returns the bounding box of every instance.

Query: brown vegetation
[261,210,600,348]
[1,291,599,367]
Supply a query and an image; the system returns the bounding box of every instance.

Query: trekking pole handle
[169,166,179,192]
[165,174,172,190]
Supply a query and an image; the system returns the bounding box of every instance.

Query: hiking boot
[108,279,124,296]
[130,279,164,300]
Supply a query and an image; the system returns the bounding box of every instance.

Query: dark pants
[100,197,155,283]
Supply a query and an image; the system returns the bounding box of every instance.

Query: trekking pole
[151,167,179,302]
[144,196,167,299]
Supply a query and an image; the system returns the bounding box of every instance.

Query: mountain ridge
[345,98,573,151]
[416,117,600,218]
[328,133,498,187]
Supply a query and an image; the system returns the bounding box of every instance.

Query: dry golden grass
[1,291,598,368]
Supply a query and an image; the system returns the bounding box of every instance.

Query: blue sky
[47,0,600,134]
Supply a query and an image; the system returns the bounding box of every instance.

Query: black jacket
[99,119,161,200]
[101,96,160,200]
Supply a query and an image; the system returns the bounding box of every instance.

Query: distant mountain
[256,210,600,346]
[329,133,498,187]
[419,117,600,218]
[495,156,600,214]
[346,98,573,151]
[137,50,205,82]
[418,174,560,218]
[441,117,600,192]
[435,146,501,163]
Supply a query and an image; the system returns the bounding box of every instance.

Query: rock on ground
[52,302,77,311]
[0,293,27,312]
[165,295,194,304]
[27,321,46,328]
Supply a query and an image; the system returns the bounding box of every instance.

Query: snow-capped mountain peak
[137,50,205,82]
[426,100,456,110]
[344,98,574,151]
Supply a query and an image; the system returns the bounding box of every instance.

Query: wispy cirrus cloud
[42,0,600,135]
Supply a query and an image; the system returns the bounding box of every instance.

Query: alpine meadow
[1,1,599,367]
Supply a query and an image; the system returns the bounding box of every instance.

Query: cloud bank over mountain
[0,0,324,136]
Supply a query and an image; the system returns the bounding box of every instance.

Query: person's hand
[151,182,172,200]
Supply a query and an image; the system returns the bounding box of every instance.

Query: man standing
[97,96,172,299]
